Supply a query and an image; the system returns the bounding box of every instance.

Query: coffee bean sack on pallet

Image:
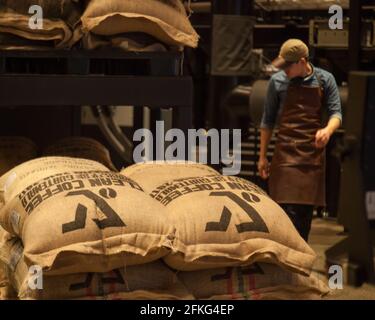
[0,234,191,300]
[81,0,199,48]
[43,137,117,171]
[178,263,330,300]
[0,167,175,275]
[0,0,83,48]
[0,137,37,177]
[0,157,109,205]
[121,163,316,275]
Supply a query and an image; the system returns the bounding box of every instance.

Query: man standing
[258,39,342,241]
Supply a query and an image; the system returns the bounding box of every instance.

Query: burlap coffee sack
[178,262,330,300]
[121,161,220,192]
[0,169,174,275]
[0,0,83,28]
[149,175,316,275]
[43,137,117,171]
[0,12,73,48]
[0,137,37,177]
[81,0,199,48]
[0,0,83,48]
[121,164,316,275]
[0,157,110,206]
[0,227,190,300]
[4,243,190,299]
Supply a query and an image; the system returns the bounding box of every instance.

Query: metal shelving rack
[0,49,193,155]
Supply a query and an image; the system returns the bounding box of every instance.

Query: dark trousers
[279,204,314,242]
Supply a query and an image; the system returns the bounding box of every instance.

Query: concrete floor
[309,218,375,300]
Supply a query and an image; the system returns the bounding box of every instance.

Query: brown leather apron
[268,80,326,207]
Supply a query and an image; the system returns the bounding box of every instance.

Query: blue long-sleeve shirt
[260,64,343,129]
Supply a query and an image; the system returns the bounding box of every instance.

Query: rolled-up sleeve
[260,78,280,129]
[325,74,343,124]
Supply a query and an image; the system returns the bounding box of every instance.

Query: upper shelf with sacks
[0,0,199,51]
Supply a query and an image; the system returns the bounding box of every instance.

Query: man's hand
[258,157,270,180]
[315,127,332,149]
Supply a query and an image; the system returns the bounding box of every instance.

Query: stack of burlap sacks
[0,136,196,299]
[0,0,198,50]
[0,136,329,300]
[0,157,194,300]
[0,0,83,49]
[0,151,330,299]
[120,162,330,300]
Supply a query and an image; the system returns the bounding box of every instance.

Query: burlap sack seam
[0,25,63,40]
[81,13,199,48]
[122,161,219,174]
[122,166,219,179]
[23,233,174,272]
[165,239,317,275]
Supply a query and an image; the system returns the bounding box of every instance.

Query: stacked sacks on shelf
[0,225,192,300]
[121,161,329,299]
[0,157,175,277]
[0,0,83,49]
[81,0,199,51]
[43,137,117,171]
[0,137,37,176]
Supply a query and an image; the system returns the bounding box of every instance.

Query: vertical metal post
[349,0,362,71]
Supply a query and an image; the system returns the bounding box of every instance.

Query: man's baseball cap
[271,39,309,69]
